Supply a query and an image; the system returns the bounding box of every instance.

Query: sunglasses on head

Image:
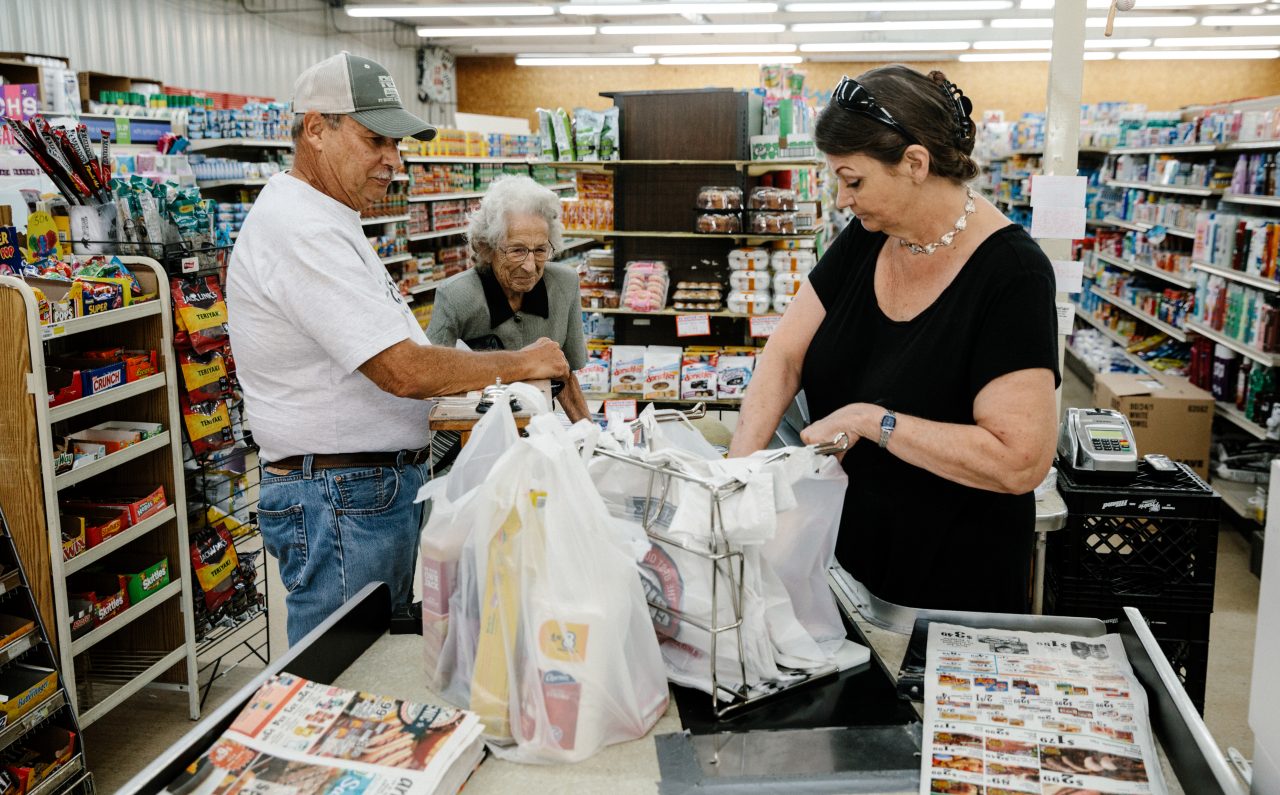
[832,75,920,146]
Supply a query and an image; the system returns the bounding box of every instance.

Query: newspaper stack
[921,623,1168,795]
[163,672,485,795]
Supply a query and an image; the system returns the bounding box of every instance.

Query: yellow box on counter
[0,664,58,725]
[1092,372,1215,479]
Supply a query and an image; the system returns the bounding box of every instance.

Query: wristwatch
[878,410,897,449]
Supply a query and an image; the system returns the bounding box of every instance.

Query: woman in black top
[729,66,1060,614]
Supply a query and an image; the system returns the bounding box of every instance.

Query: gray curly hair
[467,175,565,273]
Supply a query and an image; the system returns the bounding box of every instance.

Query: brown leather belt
[269,448,431,471]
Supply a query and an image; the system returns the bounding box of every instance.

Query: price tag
[181,256,199,274]
[603,398,637,422]
[114,117,131,146]
[41,325,64,340]
[675,313,711,337]
[749,314,783,337]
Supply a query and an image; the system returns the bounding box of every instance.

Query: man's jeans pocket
[259,504,307,592]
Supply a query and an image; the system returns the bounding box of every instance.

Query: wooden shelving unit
[0,257,199,728]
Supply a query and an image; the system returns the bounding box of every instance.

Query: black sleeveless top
[802,220,1060,613]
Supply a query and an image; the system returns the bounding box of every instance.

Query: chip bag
[170,276,229,354]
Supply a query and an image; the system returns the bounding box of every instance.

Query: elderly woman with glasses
[729,65,1060,615]
[428,175,590,421]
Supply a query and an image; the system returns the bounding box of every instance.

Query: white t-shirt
[226,172,430,462]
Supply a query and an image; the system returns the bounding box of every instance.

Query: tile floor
[82,367,1262,791]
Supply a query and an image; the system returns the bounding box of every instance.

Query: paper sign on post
[1030,175,1087,208]
[1052,259,1084,293]
[1055,301,1076,336]
[676,314,711,338]
[749,314,783,338]
[603,399,637,422]
[1031,206,1086,240]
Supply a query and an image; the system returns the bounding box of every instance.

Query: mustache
[371,170,395,180]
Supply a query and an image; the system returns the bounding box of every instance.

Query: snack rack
[592,406,846,717]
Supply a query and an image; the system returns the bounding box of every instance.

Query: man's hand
[521,338,570,380]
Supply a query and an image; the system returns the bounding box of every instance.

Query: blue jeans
[259,454,430,646]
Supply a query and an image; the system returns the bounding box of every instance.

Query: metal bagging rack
[592,405,847,717]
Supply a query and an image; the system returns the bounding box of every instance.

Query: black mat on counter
[672,616,920,734]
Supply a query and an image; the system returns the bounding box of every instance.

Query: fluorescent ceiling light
[958,51,1114,61]
[972,39,1052,49]
[599,22,785,32]
[1202,14,1280,25]
[785,1,1009,10]
[1085,15,1196,27]
[1156,35,1280,46]
[1023,0,1260,5]
[417,24,595,35]
[657,55,804,63]
[800,40,970,51]
[1084,37,1151,48]
[990,17,1053,27]
[560,2,777,14]
[634,43,798,53]
[791,19,984,31]
[516,56,655,65]
[1118,47,1280,59]
[348,4,555,15]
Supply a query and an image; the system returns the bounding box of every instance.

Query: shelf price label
[181,256,199,274]
[749,314,783,338]
[676,313,711,338]
[603,399,637,423]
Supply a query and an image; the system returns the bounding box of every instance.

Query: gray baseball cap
[292,52,437,141]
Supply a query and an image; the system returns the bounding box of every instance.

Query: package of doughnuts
[727,247,770,271]
[748,186,797,211]
[695,213,741,234]
[621,261,669,312]
[729,270,771,292]
[770,249,817,273]
[748,212,797,235]
[695,186,743,210]
[644,346,681,399]
[773,293,796,314]
[772,270,807,297]
[580,288,621,309]
[727,290,773,315]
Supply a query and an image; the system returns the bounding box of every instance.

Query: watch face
[882,413,896,430]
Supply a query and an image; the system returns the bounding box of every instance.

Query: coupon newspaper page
[163,672,485,795]
[921,623,1167,795]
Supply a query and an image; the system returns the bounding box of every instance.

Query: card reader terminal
[1057,408,1139,474]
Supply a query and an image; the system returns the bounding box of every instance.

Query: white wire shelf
[48,373,167,424]
[54,431,171,491]
[1087,287,1188,341]
[39,300,161,341]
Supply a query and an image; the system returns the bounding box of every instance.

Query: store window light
[1118,48,1280,58]
[417,25,596,35]
[790,19,985,31]
[992,15,1194,27]
[958,51,1116,61]
[1202,14,1280,24]
[560,2,777,14]
[1024,0,1261,6]
[1155,35,1280,46]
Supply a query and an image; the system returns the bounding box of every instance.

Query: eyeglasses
[831,76,920,146]
[500,244,554,262]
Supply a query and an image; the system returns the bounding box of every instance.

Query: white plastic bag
[433,415,669,763]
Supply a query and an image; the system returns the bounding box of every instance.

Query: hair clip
[938,78,975,146]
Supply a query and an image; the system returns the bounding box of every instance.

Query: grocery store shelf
[1071,306,1150,373]
[575,229,818,242]
[379,253,412,266]
[560,237,596,253]
[0,690,65,754]
[1222,192,1280,208]
[403,155,533,164]
[197,178,270,189]
[65,505,177,575]
[38,299,161,341]
[1184,319,1280,366]
[360,214,409,226]
[0,627,38,669]
[1095,252,1194,288]
[1190,260,1280,293]
[1088,287,1188,341]
[589,392,742,407]
[407,183,573,204]
[1227,139,1280,151]
[188,138,291,151]
[408,228,466,242]
[1101,216,1195,240]
[1213,477,1264,523]
[0,570,20,600]
[542,158,821,176]
[1104,180,1221,197]
[408,279,445,294]
[54,431,171,491]
[26,754,84,795]
[1216,400,1268,441]
[71,579,183,656]
[1109,143,1219,155]
[49,373,167,424]
[586,307,751,318]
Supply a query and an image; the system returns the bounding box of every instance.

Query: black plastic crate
[1049,460,1219,612]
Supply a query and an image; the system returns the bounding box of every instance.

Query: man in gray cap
[227,52,569,645]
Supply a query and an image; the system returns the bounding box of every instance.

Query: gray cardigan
[426,262,587,371]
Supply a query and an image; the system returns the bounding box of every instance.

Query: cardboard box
[67,573,130,627]
[4,725,76,794]
[0,664,57,725]
[58,516,86,561]
[109,555,169,604]
[1092,372,1216,478]
[61,505,128,547]
[64,484,166,527]
[0,615,34,650]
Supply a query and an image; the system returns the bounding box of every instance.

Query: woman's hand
[800,402,882,449]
